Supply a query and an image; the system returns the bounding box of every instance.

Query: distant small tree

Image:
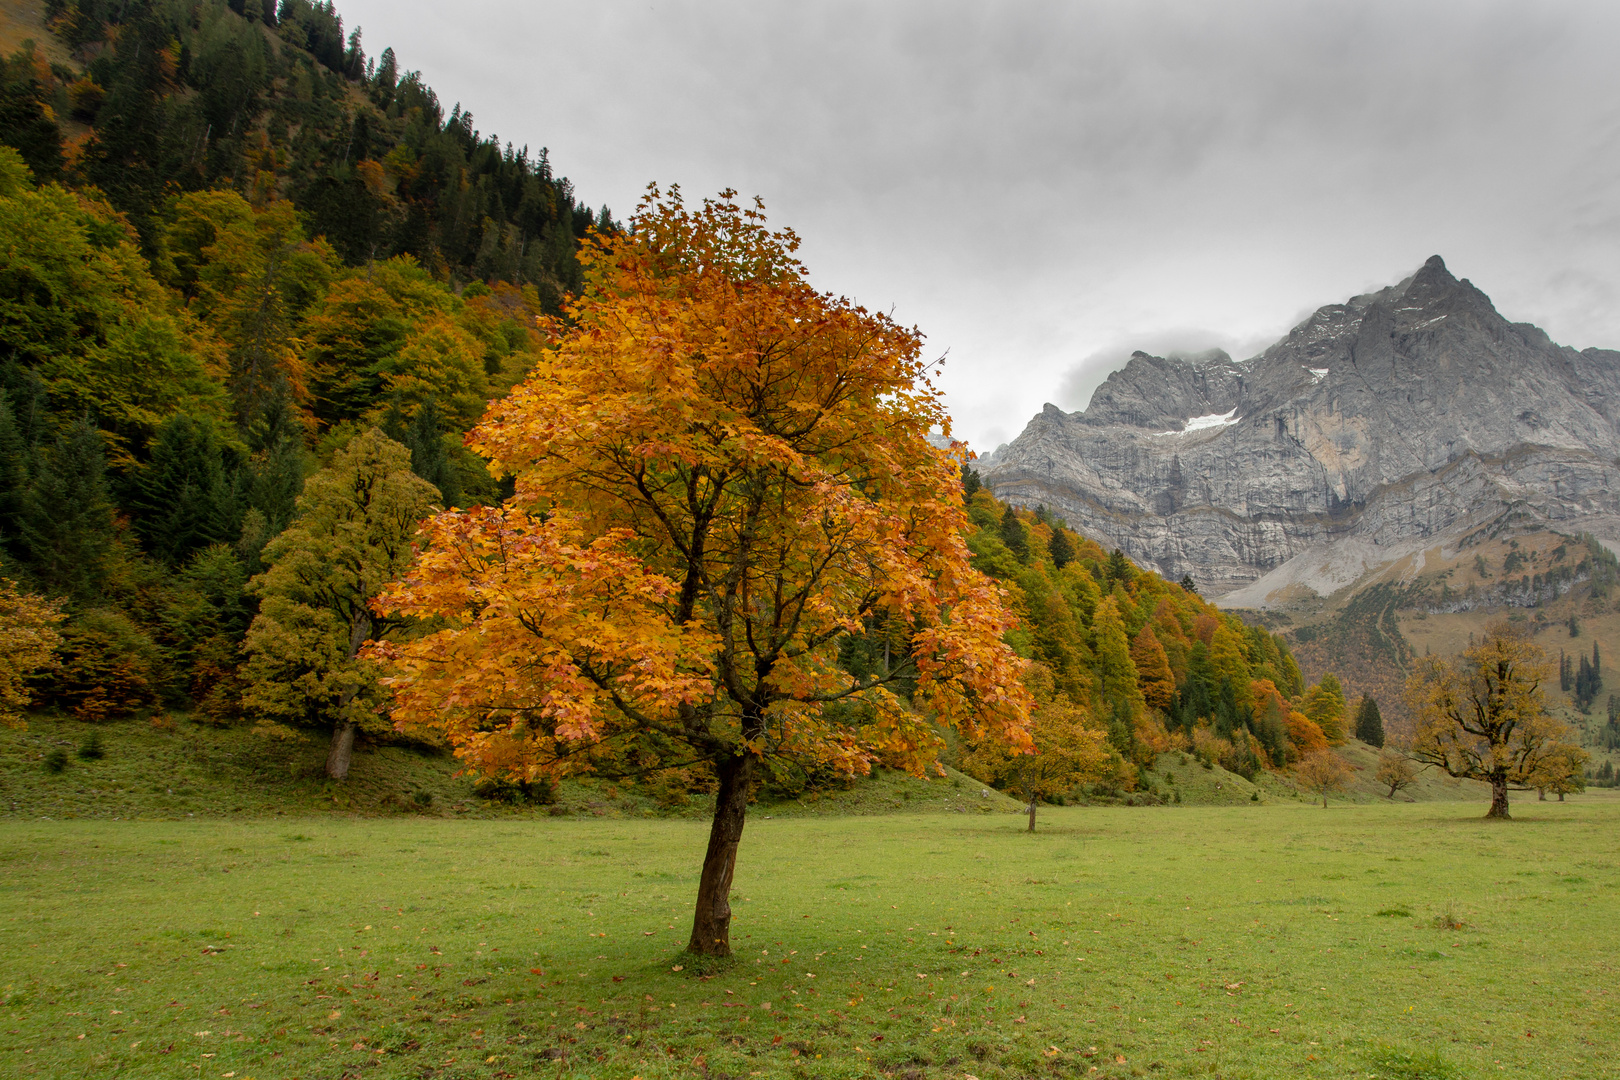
[1405,623,1579,819]
[1354,694,1385,747]
[963,687,1109,832]
[1179,573,1198,596]
[1375,751,1416,799]
[1295,749,1353,807]
[1530,743,1589,802]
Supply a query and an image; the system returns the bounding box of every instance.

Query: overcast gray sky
[339,0,1620,452]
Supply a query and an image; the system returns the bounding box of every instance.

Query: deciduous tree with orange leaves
[368,188,1032,957]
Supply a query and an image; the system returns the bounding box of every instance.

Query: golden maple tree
[1405,623,1577,818]
[369,188,1032,956]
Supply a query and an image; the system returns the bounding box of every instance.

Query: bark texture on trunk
[326,721,357,780]
[1486,776,1511,819]
[687,754,754,957]
[323,611,372,782]
[1027,799,1037,832]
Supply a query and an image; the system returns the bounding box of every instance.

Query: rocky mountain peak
[983,259,1620,599]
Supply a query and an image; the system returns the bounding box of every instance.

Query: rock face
[983,256,1620,600]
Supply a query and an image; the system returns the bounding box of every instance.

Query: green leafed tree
[1302,673,1348,744]
[241,428,437,778]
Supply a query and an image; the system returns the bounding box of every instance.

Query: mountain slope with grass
[0,710,1030,820]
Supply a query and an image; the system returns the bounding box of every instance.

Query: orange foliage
[1130,624,1175,712]
[1286,710,1329,755]
[1192,613,1219,646]
[371,186,1033,787]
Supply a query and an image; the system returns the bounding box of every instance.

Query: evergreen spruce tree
[960,463,980,503]
[380,397,457,506]
[1354,694,1385,747]
[19,419,117,599]
[999,504,1028,561]
[131,414,243,565]
[1048,526,1075,570]
[0,393,33,558]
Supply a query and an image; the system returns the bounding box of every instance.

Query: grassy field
[3,795,1617,1080]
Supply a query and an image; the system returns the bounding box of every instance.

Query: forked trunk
[326,721,357,780]
[687,754,754,957]
[1486,776,1511,819]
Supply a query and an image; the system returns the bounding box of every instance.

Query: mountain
[982,256,1620,602]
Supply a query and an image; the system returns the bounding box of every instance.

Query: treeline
[1560,643,1603,713]
[953,471,1365,800]
[5,0,612,312]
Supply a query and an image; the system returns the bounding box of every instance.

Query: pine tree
[960,464,981,503]
[131,414,243,565]
[999,505,1028,562]
[19,419,117,599]
[1354,694,1385,748]
[1048,526,1075,570]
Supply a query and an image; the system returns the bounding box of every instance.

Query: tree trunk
[1538,788,1546,801]
[1322,794,1328,808]
[1558,791,1565,801]
[326,720,357,780]
[1027,798,1037,832]
[323,610,372,782]
[687,754,754,957]
[1485,775,1511,819]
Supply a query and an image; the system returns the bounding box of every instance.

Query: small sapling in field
[77,731,104,760]
[42,748,68,773]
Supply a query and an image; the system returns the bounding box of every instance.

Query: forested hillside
[952,471,1361,803]
[0,0,615,752]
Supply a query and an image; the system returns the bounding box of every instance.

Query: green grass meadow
[4,796,1618,1079]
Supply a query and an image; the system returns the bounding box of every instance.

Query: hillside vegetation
[1258,527,1620,788]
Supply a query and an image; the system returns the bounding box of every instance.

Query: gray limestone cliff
[982,256,1620,599]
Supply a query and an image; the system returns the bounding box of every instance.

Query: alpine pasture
[3,795,1616,1079]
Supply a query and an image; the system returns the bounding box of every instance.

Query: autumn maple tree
[369,188,1032,957]
[1405,623,1578,818]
